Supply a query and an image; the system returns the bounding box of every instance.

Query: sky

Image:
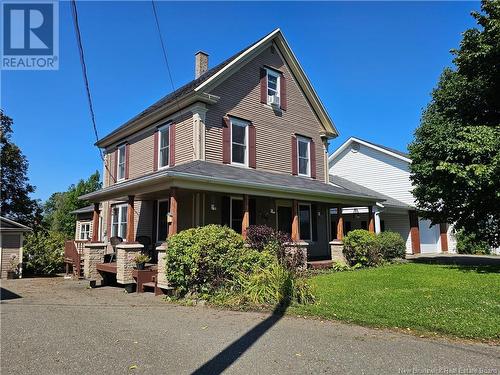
[2,1,481,201]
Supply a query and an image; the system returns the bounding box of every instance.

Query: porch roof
[80,161,386,205]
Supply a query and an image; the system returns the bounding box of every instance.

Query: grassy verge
[289,263,500,340]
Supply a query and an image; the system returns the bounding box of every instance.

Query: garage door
[418,219,440,253]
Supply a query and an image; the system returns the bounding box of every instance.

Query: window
[230,197,243,234]
[117,144,126,180]
[231,118,248,166]
[111,204,128,239]
[80,223,91,240]
[299,203,312,241]
[158,124,170,169]
[267,69,280,105]
[297,137,311,177]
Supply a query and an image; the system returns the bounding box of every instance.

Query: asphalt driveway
[1,277,499,374]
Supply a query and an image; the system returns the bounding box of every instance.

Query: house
[0,217,32,279]
[329,137,456,254]
[78,29,386,287]
[72,205,97,241]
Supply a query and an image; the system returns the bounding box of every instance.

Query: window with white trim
[266,69,280,106]
[117,144,126,180]
[80,222,91,240]
[111,204,128,239]
[158,124,170,169]
[298,203,312,241]
[231,118,248,166]
[297,136,311,177]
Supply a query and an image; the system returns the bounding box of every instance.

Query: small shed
[0,217,32,279]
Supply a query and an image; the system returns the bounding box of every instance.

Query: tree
[0,110,43,228]
[43,171,101,238]
[409,0,500,247]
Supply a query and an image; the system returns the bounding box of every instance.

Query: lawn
[290,263,500,340]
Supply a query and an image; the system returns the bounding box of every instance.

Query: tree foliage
[0,110,43,228]
[43,171,101,238]
[409,0,500,247]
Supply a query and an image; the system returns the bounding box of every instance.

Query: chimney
[195,51,209,79]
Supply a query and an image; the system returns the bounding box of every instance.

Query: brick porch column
[116,243,144,285]
[155,243,169,289]
[242,194,249,239]
[83,242,106,283]
[409,210,421,254]
[336,207,344,240]
[91,202,100,242]
[368,206,375,233]
[329,240,347,265]
[440,223,449,252]
[291,200,299,242]
[169,188,178,236]
[126,195,135,243]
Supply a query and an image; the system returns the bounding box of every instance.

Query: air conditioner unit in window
[269,95,280,106]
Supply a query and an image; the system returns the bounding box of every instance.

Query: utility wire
[70,0,116,184]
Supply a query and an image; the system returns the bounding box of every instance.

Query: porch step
[307,260,333,270]
[142,282,156,289]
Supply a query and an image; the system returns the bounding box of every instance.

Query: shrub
[245,225,275,251]
[165,225,246,294]
[342,229,381,267]
[455,230,491,255]
[377,231,406,260]
[23,231,65,275]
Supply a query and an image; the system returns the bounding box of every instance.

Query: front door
[277,205,292,235]
[157,200,169,243]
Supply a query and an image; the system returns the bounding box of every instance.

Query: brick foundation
[116,243,144,285]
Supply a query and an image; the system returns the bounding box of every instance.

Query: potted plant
[7,254,19,279]
[133,254,151,270]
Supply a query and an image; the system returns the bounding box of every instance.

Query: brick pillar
[368,206,375,233]
[169,188,178,236]
[336,207,344,240]
[284,241,308,271]
[126,195,135,243]
[409,210,421,254]
[440,223,449,252]
[242,194,249,239]
[291,200,299,242]
[155,243,169,289]
[91,203,100,242]
[116,243,144,285]
[83,242,106,282]
[329,240,347,265]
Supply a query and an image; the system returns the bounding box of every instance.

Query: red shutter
[113,149,118,181]
[222,116,231,164]
[125,143,130,179]
[280,73,287,111]
[260,68,267,104]
[153,130,158,171]
[169,123,176,167]
[291,135,298,175]
[310,139,316,179]
[249,123,256,169]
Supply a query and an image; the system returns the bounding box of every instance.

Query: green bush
[342,229,381,267]
[455,230,491,255]
[23,231,65,275]
[377,231,406,260]
[165,225,246,294]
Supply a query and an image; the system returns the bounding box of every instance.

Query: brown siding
[205,45,326,182]
[174,113,194,165]
[1,233,21,279]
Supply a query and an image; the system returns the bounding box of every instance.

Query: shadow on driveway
[408,254,500,273]
[0,287,22,301]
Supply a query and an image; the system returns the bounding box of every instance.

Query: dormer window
[117,144,126,180]
[266,69,280,106]
[297,136,311,177]
[158,123,170,169]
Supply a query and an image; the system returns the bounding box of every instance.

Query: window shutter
[222,117,231,164]
[125,143,130,179]
[153,130,158,171]
[221,196,230,227]
[280,73,287,111]
[249,123,256,169]
[260,68,267,104]
[310,139,316,179]
[169,123,176,167]
[291,135,298,175]
[113,149,118,181]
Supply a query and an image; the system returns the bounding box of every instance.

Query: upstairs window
[111,204,127,239]
[158,124,170,169]
[266,69,280,106]
[297,136,311,177]
[231,118,248,166]
[117,144,126,180]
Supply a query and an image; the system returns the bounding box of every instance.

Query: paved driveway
[1,278,499,374]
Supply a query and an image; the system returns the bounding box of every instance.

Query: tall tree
[0,110,42,228]
[409,0,500,247]
[44,171,101,238]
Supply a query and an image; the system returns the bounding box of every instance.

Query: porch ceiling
[80,161,385,206]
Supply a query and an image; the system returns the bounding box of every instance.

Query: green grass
[290,263,500,340]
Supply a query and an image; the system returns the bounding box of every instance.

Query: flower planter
[136,263,145,270]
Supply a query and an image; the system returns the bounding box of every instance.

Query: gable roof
[97,28,337,148]
[329,136,411,165]
[0,217,32,232]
